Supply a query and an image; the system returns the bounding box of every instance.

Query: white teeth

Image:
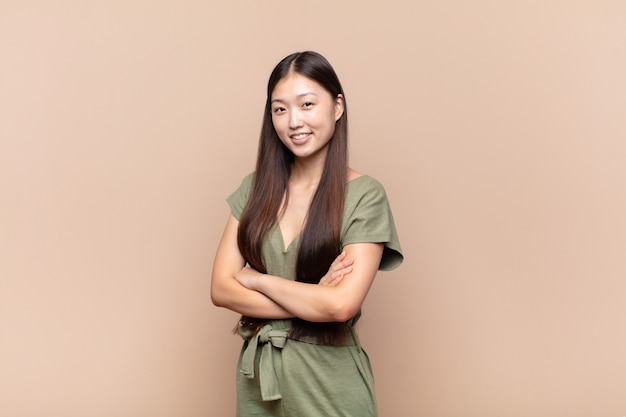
[292,133,309,139]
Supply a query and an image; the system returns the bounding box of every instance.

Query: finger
[331,251,347,266]
[341,265,353,277]
[331,258,353,272]
[321,269,343,286]
[319,273,335,286]
[326,274,343,287]
[330,265,353,285]
[333,261,353,277]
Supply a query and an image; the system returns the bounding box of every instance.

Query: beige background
[1,1,625,416]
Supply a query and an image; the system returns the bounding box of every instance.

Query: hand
[319,251,353,287]
[235,265,262,290]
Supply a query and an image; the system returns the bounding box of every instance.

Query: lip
[289,132,311,145]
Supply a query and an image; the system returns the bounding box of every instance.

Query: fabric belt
[239,324,288,401]
[238,322,359,402]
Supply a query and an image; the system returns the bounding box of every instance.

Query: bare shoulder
[347,168,363,182]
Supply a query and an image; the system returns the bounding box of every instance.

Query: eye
[303,102,314,108]
[273,106,286,114]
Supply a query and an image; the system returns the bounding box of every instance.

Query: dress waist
[238,319,358,346]
[238,321,361,401]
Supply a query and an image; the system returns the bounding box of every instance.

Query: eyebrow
[271,92,318,104]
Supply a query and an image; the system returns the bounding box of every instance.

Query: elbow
[326,288,362,322]
[211,293,223,308]
[210,291,223,308]
[210,281,227,308]
[211,269,237,308]
[331,302,360,323]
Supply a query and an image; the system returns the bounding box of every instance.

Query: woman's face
[270,73,344,162]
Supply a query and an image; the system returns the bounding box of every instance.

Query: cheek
[272,120,290,144]
[308,110,333,130]
[271,116,285,133]
[322,112,338,132]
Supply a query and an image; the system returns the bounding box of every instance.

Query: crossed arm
[210,214,384,323]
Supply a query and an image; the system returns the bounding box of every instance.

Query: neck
[290,152,327,186]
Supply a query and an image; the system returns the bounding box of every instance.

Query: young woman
[211,51,403,417]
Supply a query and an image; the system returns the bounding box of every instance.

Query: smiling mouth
[290,133,310,140]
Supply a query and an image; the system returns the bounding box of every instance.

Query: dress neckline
[276,175,370,253]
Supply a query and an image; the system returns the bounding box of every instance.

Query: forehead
[271,73,330,101]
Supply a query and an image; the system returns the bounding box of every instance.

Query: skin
[211,73,384,323]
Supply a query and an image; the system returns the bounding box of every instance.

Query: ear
[334,94,345,121]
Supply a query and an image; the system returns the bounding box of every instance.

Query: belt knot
[239,323,288,401]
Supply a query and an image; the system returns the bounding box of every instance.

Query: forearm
[246,243,384,322]
[211,213,294,319]
[254,275,349,322]
[211,274,294,319]
[213,212,381,322]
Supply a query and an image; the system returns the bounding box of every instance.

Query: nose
[288,109,303,129]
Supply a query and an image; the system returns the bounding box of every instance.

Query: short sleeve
[226,173,254,220]
[342,176,404,271]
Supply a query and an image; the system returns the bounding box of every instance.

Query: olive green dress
[227,173,403,417]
